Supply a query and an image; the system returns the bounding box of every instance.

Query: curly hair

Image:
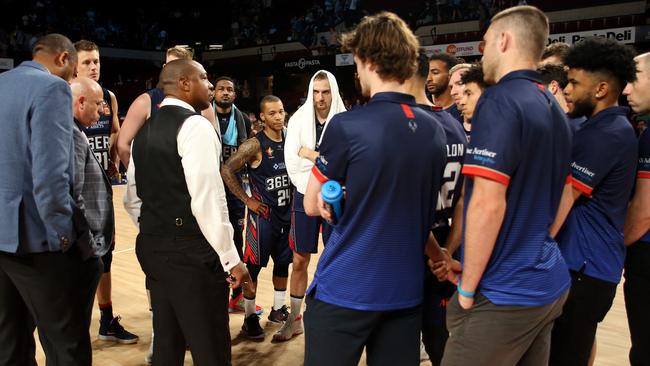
[341,11,419,83]
[564,37,637,93]
[429,54,460,73]
[461,63,487,90]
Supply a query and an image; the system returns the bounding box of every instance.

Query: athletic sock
[99,301,114,322]
[244,296,256,317]
[232,286,242,299]
[273,288,286,310]
[290,294,304,318]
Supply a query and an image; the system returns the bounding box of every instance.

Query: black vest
[132,105,201,235]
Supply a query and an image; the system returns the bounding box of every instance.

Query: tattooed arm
[220,138,268,216]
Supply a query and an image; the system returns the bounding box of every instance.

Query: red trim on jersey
[462,165,510,186]
[638,171,650,179]
[565,174,572,185]
[312,165,328,184]
[401,104,415,119]
[570,177,593,197]
[533,81,545,92]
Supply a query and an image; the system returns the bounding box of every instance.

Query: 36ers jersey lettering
[84,88,112,173]
[248,131,292,219]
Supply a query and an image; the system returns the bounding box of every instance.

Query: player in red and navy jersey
[549,37,638,366]
[221,95,293,339]
[442,7,573,365]
[622,52,650,365]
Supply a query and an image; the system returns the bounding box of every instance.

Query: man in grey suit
[70,76,114,329]
[0,34,97,366]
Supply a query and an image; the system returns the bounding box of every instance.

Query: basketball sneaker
[267,305,289,323]
[242,314,265,339]
[272,314,304,342]
[98,316,139,344]
[228,293,264,315]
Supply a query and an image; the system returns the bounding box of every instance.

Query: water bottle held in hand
[321,181,344,225]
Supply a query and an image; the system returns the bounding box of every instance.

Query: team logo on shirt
[266,147,274,158]
[408,120,418,133]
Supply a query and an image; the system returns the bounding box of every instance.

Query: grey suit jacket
[0,61,78,253]
[72,122,115,258]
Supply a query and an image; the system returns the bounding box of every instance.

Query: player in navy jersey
[538,63,587,131]
[427,54,462,123]
[221,95,293,339]
[408,52,467,365]
[74,40,138,345]
[548,37,637,366]
[303,12,448,366]
[448,63,471,138]
[441,7,572,365]
[457,64,487,140]
[622,51,650,365]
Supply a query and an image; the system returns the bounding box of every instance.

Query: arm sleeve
[178,115,240,271]
[568,129,616,196]
[313,116,349,182]
[462,98,521,186]
[638,129,650,179]
[30,81,75,244]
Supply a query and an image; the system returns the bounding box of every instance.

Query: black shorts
[289,191,332,254]
[101,250,112,273]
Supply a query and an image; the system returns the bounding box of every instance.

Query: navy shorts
[289,191,332,254]
[244,208,293,267]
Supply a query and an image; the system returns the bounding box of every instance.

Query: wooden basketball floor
[35,185,631,365]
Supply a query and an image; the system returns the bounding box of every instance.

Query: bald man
[125,59,251,365]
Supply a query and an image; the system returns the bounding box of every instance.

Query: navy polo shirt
[419,105,467,225]
[310,92,447,311]
[639,129,650,243]
[568,115,587,133]
[557,107,637,283]
[461,70,572,306]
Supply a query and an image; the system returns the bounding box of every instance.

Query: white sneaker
[420,340,429,361]
[145,331,154,365]
[272,314,304,342]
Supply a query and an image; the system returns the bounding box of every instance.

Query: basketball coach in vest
[127,59,252,365]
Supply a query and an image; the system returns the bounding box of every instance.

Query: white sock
[290,295,304,318]
[244,297,256,317]
[273,289,286,310]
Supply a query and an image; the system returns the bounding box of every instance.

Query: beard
[567,97,595,119]
[215,100,233,109]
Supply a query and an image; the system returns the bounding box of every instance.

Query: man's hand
[107,160,119,178]
[458,293,474,309]
[228,262,254,294]
[246,197,269,217]
[317,193,333,222]
[298,147,319,163]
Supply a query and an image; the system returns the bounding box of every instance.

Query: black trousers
[0,248,101,366]
[625,242,650,366]
[136,232,231,366]
[304,294,422,366]
[549,270,617,366]
[228,200,245,298]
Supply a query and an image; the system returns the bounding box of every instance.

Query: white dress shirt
[123,97,240,271]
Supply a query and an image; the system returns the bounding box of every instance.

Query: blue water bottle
[321,181,344,225]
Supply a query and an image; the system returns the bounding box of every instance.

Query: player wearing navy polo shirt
[548,37,637,366]
[622,52,650,365]
[427,53,462,123]
[458,64,487,130]
[441,7,572,366]
[538,63,587,131]
[302,12,448,366]
[407,52,467,365]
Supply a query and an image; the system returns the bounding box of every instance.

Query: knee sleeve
[273,263,289,278]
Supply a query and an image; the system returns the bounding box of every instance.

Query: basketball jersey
[248,131,292,220]
[83,88,113,174]
[147,87,165,116]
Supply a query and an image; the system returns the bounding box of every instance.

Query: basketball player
[622,51,650,366]
[549,37,637,366]
[448,63,471,136]
[302,12,448,365]
[74,39,138,344]
[117,46,216,168]
[211,76,257,314]
[221,95,293,339]
[275,70,346,342]
[407,52,467,365]
[441,7,572,365]
[538,63,587,131]
[458,64,487,124]
[427,54,461,122]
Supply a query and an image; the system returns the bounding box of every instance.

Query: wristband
[457,279,475,298]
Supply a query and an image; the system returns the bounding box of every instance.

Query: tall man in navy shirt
[441,6,572,365]
[303,12,448,366]
[548,37,638,366]
[622,52,650,365]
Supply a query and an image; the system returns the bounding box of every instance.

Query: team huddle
[0,4,649,366]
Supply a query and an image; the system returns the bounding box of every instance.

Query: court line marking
[113,247,135,254]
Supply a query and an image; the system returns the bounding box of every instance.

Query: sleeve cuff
[462,164,510,186]
[570,176,593,197]
[219,248,241,272]
[311,165,328,184]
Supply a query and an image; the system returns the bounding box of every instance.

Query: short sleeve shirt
[461,70,572,306]
[557,107,638,283]
[310,92,447,311]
